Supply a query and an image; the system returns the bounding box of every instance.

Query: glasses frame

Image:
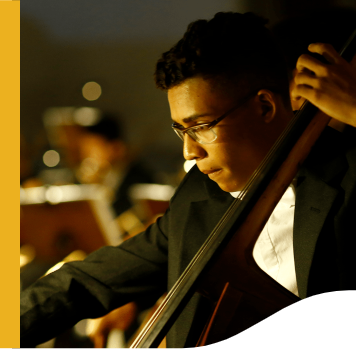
[172,90,257,144]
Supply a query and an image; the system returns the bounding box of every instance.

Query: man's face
[168,77,288,192]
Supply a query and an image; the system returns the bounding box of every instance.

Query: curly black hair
[155,12,290,105]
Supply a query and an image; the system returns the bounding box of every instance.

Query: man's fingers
[308,42,342,64]
[296,54,328,76]
[291,84,314,102]
[294,71,318,88]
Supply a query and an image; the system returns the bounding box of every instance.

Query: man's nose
[183,134,206,161]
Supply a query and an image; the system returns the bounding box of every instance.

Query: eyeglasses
[171,91,257,144]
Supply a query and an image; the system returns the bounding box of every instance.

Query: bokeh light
[73,107,101,126]
[43,150,60,167]
[82,81,102,101]
[45,186,63,204]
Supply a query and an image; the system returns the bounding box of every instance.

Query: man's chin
[214,179,241,193]
[205,170,243,192]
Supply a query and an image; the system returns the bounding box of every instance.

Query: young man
[21,12,356,348]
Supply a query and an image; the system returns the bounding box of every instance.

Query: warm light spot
[82,81,102,101]
[129,184,175,201]
[43,150,60,167]
[44,250,86,276]
[20,186,46,204]
[20,254,31,268]
[45,186,63,204]
[73,107,101,126]
[45,262,65,276]
[184,160,196,173]
[20,245,35,268]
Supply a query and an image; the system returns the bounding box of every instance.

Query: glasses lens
[173,125,217,144]
[193,127,217,144]
[173,128,184,141]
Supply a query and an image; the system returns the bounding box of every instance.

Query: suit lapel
[293,127,348,299]
[178,172,233,273]
[293,171,339,299]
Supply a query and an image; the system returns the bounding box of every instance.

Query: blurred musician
[75,111,155,217]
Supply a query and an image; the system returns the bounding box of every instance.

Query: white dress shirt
[230,181,299,296]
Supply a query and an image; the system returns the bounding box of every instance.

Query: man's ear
[256,89,277,123]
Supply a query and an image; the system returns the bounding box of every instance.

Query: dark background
[21,0,356,176]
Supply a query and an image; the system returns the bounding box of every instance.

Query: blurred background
[20,0,356,181]
[20,0,356,347]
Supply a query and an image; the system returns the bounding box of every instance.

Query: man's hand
[291,43,356,127]
[87,302,138,348]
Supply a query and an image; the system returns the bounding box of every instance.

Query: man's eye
[195,124,209,132]
[173,123,184,130]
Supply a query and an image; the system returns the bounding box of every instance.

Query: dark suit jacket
[20,127,356,348]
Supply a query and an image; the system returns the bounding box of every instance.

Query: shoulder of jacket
[169,165,208,204]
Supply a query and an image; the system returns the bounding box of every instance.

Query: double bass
[131,28,356,347]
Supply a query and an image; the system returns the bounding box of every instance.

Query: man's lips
[200,168,222,176]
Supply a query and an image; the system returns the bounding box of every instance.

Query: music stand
[20,184,122,262]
